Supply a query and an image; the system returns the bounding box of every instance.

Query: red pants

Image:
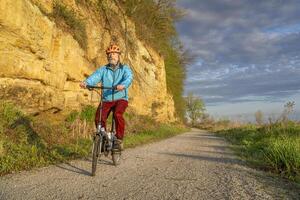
[95,99,128,139]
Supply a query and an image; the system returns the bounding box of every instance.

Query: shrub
[79,105,97,123]
[66,110,79,123]
[0,101,23,127]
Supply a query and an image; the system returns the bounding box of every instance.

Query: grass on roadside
[216,123,300,182]
[0,101,93,175]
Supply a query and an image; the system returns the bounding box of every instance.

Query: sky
[176,0,300,121]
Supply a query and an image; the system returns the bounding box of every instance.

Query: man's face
[107,52,120,66]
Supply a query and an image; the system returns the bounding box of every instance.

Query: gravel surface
[0,129,299,200]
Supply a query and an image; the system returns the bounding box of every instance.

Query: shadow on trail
[200,145,230,151]
[56,158,114,176]
[56,162,91,176]
[179,134,225,141]
[195,150,235,156]
[160,152,244,165]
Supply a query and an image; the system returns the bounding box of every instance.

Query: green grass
[79,105,97,122]
[0,101,188,175]
[216,123,300,182]
[0,101,92,175]
[0,138,91,175]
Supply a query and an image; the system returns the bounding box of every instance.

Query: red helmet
[105,44,121,54]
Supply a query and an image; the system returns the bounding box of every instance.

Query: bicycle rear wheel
[91,134,102,176]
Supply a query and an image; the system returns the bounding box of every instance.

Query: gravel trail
[0,129,299,200]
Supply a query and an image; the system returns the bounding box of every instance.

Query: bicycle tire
[112,150,121,166]
[91,134,101,176]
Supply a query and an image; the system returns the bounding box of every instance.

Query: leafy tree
[185,93,205,126]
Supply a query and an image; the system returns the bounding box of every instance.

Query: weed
[79,105,96,123]
[66,110,79,123]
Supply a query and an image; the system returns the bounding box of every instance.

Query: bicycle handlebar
[86,85,116,90]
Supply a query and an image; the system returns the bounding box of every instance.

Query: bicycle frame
[87,85,116,134]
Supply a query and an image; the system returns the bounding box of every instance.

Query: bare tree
[255,110,264,125]
[280,101,295,122]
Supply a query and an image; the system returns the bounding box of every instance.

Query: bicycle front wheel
[112,150,121,166]
[91,134,102,176]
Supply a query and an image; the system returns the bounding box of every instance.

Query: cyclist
[80,44,133,150]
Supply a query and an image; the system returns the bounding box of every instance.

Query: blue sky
[176,0,300,120]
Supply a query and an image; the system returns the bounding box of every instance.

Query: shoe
[113,139,124,151]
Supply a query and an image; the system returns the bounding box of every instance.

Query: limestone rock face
[0,0,176,122]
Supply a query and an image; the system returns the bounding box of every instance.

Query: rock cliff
[0,0,176,121]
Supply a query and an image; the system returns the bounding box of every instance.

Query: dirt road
[0,129,299,199]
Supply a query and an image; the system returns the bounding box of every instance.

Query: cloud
[177,0,300,108]
[185,64,300,105]
[177,0,300,63]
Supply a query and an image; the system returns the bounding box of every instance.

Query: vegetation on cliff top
[120,0,190,120]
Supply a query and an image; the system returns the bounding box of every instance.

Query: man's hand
[79,82,87,89]
[116,85,125,91]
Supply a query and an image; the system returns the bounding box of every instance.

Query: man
[80,44,133,150]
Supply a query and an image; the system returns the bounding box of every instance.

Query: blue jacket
[84,63,133,102]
